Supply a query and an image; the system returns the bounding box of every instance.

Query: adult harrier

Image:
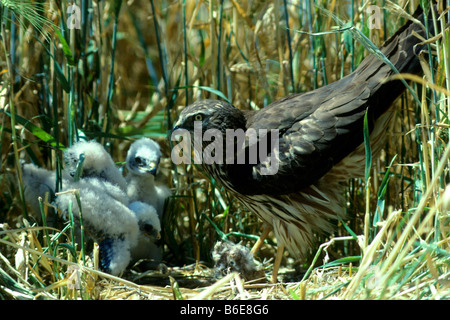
[173,4,439,282]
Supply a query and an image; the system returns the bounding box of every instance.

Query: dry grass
[0,0,449,300]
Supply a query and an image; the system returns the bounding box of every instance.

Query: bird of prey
[97,201,162,274]
[63,140,128,192]
[22,139,165,275]
[55,177,139,275]
[22,140,127,217]
[173,6,436,282]
[22,162,60,218]
[54,140,139,275]
[125,138,171,218]
[128,201,163,265]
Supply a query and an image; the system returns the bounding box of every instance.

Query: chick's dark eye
[142,224,154,234]
[135,157,143,165]
[194,114,203,121]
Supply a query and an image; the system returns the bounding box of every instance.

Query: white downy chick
[56,177,138,276]
[64,140,127,192]
[55,141,139,275]
[128,201,162,264]
[125,138,171,218]
[98,236,134,276]
[22,140,125,216]
[22,162,59,216]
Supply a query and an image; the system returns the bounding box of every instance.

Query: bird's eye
[194,114,203,121]
[142,224,154,234]
[135,157,143,165]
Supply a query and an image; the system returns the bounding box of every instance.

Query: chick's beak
[140,223,161,241]
[144,230,161,242]
[139,161,157,175]
[135,157,158,176]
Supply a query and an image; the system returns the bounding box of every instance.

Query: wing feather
[217,6,431,195]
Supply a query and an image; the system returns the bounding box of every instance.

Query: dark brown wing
[224,7,432,196]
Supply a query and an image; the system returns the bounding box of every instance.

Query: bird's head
[64,141,114,180]
[126,138,162,176]
[128,201,161,242]
[139,221,161,243]
[173,99,246,134]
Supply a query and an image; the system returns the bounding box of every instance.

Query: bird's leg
[250,224,272,255]
[271,243,285,284]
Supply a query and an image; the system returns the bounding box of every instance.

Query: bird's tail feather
[358,3,440,118]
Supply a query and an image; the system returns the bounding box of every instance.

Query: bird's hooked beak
[134,156,159,176]
[140,222,161,242]
[172,115,187,133]
[172,121,181,133]
[144,230,161,242]
[148,162,158,176]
